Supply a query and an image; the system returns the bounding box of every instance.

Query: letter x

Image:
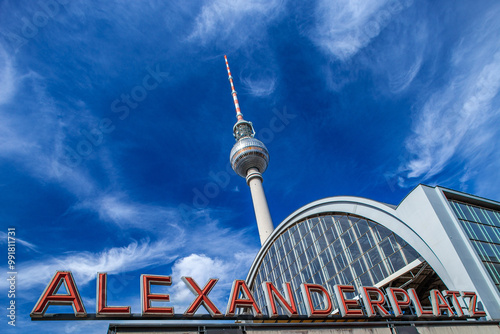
[182,277,222,317]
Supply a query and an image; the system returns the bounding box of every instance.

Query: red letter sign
[226,280,262,317]
[408,288,433,317]
[360,286,390,317]
[443,290,465,317]
[386,288,411,317]
[262,282,298,318]
[333,285,364,317]
[300,283,333,318]
[461,291,487,317]
[31,271,86,318]
[96,273,131,317]
[430,289,454,317]
[182,277,222,317]
[141,274,173,316]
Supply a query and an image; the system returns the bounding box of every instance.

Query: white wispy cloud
[309,0,413,60]
[362,20,427,95]
[0,55,170,229]
[72,193,183,230]
[5,207,258,291]
[387,56,421,93]
[402,53,500,180]
[0,46,33,158]
[307,0,422,93]
[188,220,259,258]
[241,72,277,97]
[399,7,500,188]
[188,0,285,47]
[0,239,177,291]
[0,63,101,196]
[0,231,39,252]
[0,45,16,105]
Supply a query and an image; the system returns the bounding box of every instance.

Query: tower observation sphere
[224,55,274,245]
[230,129,269,178]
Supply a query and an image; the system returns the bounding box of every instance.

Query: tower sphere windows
[230,137,269,178]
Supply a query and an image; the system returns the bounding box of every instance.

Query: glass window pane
[351,258,365,277]
[312,223,322,239]
[355,219,370,236]
[359,272,372,286]
[306,244,317,261]
[338,216,351,233]
[317,234,328,250]
[302,231,312,246]
[290,261,298,277]
[458,202,475,221]
[283,238,291,254]
[358,233,371,253]
[348,242,362,261]
[298,222,308,237]
[368,247,382,266]
[325,261,336,277]
[402,245,420,264]
[334,252,347,270]
[380,237,395,258]
[342,230,354,246]
[389,250,406,270]
[333,238,343,257]
[291,228,301,245]
[319,249,331,265]
[484,262,500,284]
[485,210,500,227]
[342,268,353,283]
[278,244,285,259]
[311,257,321,274]
[369,263,384,283]
[324,227,337,244]
[323,216,335,229]
[296,241,305,256]
[287,249,296,265]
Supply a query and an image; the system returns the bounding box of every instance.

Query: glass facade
[449,200,500,292]
[250,213,421,315]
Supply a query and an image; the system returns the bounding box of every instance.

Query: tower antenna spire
[225,55,244,121]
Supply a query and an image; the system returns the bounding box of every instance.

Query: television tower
[225,55,274,245]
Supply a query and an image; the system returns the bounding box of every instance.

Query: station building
[109,185,500,334]
[245,184,500,319]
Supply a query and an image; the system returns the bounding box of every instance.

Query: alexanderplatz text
[30,271,486,320]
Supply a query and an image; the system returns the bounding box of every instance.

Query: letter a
[30,271,86,318]
[226,280,262,317]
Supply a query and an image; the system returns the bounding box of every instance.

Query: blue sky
[1,0,500,332]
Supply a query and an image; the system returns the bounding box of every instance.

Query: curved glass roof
[249,213,421,315]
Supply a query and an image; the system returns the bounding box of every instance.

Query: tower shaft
[246,168,274,245]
